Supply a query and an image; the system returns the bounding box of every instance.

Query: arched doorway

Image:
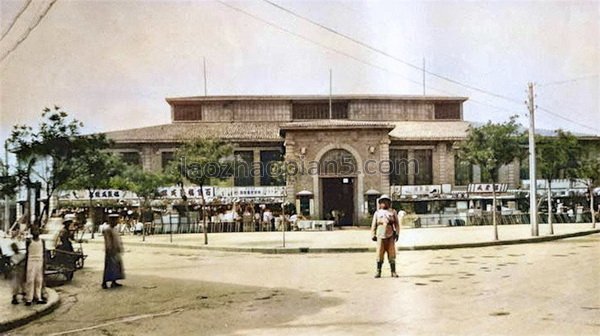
[319,149,357,226]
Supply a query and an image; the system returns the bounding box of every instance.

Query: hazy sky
[1,0,599,156]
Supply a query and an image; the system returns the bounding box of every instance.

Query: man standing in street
[25,228,46,305]
[102,214,125,289]
[371,195,400,278]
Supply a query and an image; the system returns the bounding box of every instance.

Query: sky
[0,0,599,162]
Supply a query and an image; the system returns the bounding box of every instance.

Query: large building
[105,95,525,225]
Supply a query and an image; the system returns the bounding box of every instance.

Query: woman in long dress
[102,215,125,289]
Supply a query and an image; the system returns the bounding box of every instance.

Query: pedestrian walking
[102,214,125,289]
[370,195,400,278]
[25,229,47,305]
[9,242,26,304]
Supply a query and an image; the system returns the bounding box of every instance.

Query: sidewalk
[84,223,600,253]
[0,281,60,333]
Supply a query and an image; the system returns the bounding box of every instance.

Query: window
[120,152,141,166]
[292,102,348,119]
[173,104,202,121]
[299,196,311,216]
[454,155,473,185]
[434,103,461,120]
[414,149,433,185]
[260,150,284,186]
[389,149,409,185]
[234,151,254,186]
[161,152,175,171]
[520,158,529,180]
[367,195,379,215]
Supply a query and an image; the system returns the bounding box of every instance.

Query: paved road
[9,235,600,335]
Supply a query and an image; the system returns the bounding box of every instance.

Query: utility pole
[527,82,539,236]
[203,57,208,96]
[329,69,333,119]
[422,58,426,95]
[4,141,9,232]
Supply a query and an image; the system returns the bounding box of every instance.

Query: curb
[85,229,600,254]
[0,288,60,333]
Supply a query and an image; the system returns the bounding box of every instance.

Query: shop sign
[467,183,508,193]
[391,185,443,196]
[157,186,215,199]
[214,186,286,198]
[58,189,138,200]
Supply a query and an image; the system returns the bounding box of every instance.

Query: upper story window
[173,104,202,121]
[161,151,175,171]
[121,152,141,166]
[292,102,348,119]
[234,151,254,187]
[434,103,461,120]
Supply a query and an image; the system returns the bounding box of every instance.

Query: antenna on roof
[329,68,333,119]
[203,57,208,96]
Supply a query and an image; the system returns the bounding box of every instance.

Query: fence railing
[406,212,595,228]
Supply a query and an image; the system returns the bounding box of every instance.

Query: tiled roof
[166,94,468,104]
[104,120,472,143]
[389,121,470,140]
[105,122,283,143]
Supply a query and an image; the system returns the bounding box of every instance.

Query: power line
[216,0,429,92]
[538,74,598,87]
[217,1,524,119]
[0,0,58,64]
[220,0,600,133]
[0,0,33,41]
[261,0,524,106]
[536,106,600,133]
[260,0,597,133]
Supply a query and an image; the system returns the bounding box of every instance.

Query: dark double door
[321,177,354,226]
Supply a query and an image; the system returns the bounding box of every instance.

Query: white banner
[214,186,286,198]
[157,186,215,199]
[58,189,139,200]
[391,185,444,196]
[467,183,508,193]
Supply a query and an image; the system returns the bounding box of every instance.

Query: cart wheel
[75,257,84,269]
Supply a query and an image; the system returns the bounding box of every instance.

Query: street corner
[0,286,60,333]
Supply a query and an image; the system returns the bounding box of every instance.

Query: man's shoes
[37,299,47,305]
[391,272,399,278]
[25,301,32,306]
[101,283,108,289]
[111,282,122,288]
[11,297,18,305]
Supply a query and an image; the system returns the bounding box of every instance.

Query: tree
[458,116,525,240]
[578,158,600,228]
[7,107,103,228]
[167,138,236,245]
[64,143,121,238]
[0,157,18,199]
[110,163,170,211]
[536,130,582,234]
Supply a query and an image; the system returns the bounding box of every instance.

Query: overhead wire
[261,0,525,106]
[217,0,524,119]
[0,0,33,41]
[258,0,597,133]
[538,74,598,87]
[0,0,58,64]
